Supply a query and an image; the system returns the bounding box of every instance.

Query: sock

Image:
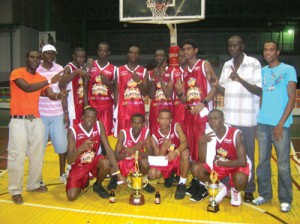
[179,177,186,184]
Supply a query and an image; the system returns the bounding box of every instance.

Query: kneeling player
[66,106,126,201]
[111,113,155,193]
[148,109,190,200]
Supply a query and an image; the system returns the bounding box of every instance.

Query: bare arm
[273,82,297,141]
[115,131,126,161]
[190,61,217,114]
[139,132,152,158]
[229,65,262,96]
[132,70,149,96]
[158,73,173,99]
[166,123,187,161]
[14,78,49,93]
[59,67,88,88]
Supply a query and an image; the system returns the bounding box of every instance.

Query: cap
[42,44,57,54]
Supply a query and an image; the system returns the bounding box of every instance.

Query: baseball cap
[42,44,57,54]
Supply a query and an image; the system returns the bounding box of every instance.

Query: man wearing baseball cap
[38,44,68,185]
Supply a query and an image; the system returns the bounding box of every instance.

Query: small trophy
[127,151,149,206]
[205,170,220,213]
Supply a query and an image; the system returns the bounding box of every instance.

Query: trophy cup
[205,170,220,213]
[127,151,149,206]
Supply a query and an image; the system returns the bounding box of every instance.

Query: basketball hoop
[146,0,170,22]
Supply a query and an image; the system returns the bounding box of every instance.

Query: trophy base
[129,193,145,206]
[207,204,219,213]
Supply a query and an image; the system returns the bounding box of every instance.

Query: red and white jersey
[171,66,187,124]
[121,127,149,153]
[88,61,116,110]
[65,62,84,123]
[215,125,240,161]
[184,59,212,111]
[152,123,180,156]
[116,65,147,119]
[69,121,102,167]
[149,67,173,107]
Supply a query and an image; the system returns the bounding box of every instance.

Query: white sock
[179,177,186,184]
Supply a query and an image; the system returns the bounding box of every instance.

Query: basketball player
[66,106,126,201]
[114,45,149,136]
[86,42,116,136]
[148,49,173,134]
[148,109,190,200]
[59,47,89,127]
[111,113,155,193]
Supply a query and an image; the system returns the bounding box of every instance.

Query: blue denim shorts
[41,115,68,154]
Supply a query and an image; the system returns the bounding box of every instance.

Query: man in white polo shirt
[215,35,262,203]
[38,44,68,183]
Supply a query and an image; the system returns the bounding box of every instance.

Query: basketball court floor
[0,120,299,224]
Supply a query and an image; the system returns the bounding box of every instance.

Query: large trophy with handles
[127,151,148,205]
[206,170,220,213]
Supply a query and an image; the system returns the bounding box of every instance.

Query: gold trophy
[127,151,149,206]
[205,170,220,213]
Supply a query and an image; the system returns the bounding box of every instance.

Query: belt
[10,115,36,121]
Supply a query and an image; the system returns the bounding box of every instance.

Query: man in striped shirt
[38,44,68,183]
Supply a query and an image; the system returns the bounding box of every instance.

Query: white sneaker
[230,187,241,207]
[210,182,227,204]
[60,173,67,185]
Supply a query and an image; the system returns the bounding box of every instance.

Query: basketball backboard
[119,0,205,24]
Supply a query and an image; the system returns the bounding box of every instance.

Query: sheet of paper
[200,107,209,118]
[148,156,168,167]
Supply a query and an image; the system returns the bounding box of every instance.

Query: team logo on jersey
[216,147,228,158]
[124,79,141,100]
[80,149,95,163]
[186,78,201,102]
[92,75,108,96]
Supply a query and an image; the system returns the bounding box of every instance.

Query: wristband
[64,110,69,114]
[112,170,120,176]
[200,99,208,106]
[176,92,183,97]
[136,80,143,85]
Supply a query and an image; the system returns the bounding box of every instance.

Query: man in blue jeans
[38,45,68,184]
[252,40,297,212]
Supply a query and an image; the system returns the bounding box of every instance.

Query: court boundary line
[0,199,242,224]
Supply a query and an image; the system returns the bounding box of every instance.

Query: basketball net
[146,0,169,22]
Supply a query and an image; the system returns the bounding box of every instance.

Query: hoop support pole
[166,23,177,46]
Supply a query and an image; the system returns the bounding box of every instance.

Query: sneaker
[144,183,155,193]
[230,187,241,207]
[107,175,118,190]
[280,203,291,212]
[173,175,180,185]
[190,184,208,202]
[93,182,109,198]
[175,183,186,200]
[244,192,254,203]
[164,173,174,188]
[252,196,268,206]
[210,182,227,204]
[186,178,199,196]
[60,173,67,185]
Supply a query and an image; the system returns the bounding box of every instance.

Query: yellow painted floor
[0,137,299,224]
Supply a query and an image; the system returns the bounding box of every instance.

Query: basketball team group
[7,35,297,213]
